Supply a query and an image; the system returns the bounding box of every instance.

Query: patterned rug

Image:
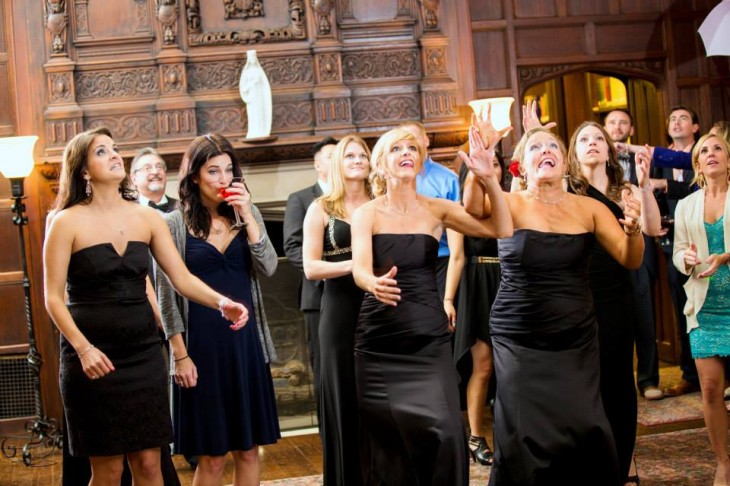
[260,428,721,485]
[637,390,730,426]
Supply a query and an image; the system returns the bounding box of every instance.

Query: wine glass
[218,176,246,229]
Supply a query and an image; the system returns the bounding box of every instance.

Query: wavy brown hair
[53,127,136,211]
[567,121,630,202]
[178,133,242,238]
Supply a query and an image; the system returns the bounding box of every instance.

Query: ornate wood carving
[157,0,179,44]
[45,119,83,147]
[158,109,197,136]
[342,50,421,80]
[424,46,447,76]
[197,107,246,134]
[338,0,352,19]
[48,73,73,103]
[86,114,157,141]
[136,0,151,32]
[74,0,90,36]
[45,0,68,55]
[314,98,351,126]
[418,0,439,30]
[352,94,420,123]
[161,64,185,94]
[223,0,265,19]
[188,57,313,92]
[272,101,313,129]
[75,68,160,100]
[312,0,334,35]
[186,0,306,46]
[518,60,666,91]
[316,53,340,83]
[422,90,457,118]
[38,164,62,195]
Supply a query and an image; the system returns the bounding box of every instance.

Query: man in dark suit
[130,147,179,213]
[650,105,700,398]
[283,136,337,426]
[604,109,663,401]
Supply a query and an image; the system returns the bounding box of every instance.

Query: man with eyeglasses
[130,147,178,213]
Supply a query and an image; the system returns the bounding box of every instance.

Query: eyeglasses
[134,163,167,174]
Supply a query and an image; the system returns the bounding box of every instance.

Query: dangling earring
[85,179,92,197]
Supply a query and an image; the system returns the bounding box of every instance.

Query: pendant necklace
[385,194,418,215]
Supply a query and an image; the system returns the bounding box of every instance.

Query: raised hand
[472,106,512,147]
[522,99,557,132]
[458,126,496,182]
[635,147,652,190]
[372,266,400,306]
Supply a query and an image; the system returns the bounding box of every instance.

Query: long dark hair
[53,127,136,211]
[178,133,242,238]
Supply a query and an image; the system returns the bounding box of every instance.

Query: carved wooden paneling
[75,67,159,100]
[161,64,185,94]
[351,0,397,22]
[423,90,458,118]
[342,50,421,80]
[47,72,73,103]
[595,22,664,55]
[158,109,196,137]
[352,93,420,123]
[513,0,556,18]
[314,98,351,126]
[424,46,448,77]
[45,119,83,147]
[264,56,314,85]
[83,0,150,39]
[469,0,502,20]
[473,30,508,90]
[315,53,341,83]
[197,106,246,134]
[187,57,313,92]
[672,18,702,79]
[515,26,586,58]
[86,113,157,141]
[272,101,313,130]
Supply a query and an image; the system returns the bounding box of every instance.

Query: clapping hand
[635,147,652,191]
[619,190,642,234]
[522,100,557,132]
[371,266,400,307]
[221,299,249,330]
[696,245,730,279]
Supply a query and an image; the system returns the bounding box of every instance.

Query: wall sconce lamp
[0,135,62,465]
[468,97,515,136]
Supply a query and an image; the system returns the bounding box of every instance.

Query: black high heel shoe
[468,435,493,466]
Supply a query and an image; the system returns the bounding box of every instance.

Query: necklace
[528,190,566,205]
[211,221,229,235]
[385,194,418,215]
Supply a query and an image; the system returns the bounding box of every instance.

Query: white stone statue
[239,50,272,139]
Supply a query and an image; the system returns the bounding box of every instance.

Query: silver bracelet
[78,344,95,358]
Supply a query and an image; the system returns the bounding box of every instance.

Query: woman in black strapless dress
[302,135,372,485]
[351,125,513,485]
[463,126,645,486]
[44,127,248,484]
[567,121,661,484]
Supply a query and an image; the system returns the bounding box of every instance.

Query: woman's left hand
[444,300,456,332]
[697,253,730,279]
[459,126,496,182]
[619,190,642,234]
[635,147,652,191]
[221,299,249,330]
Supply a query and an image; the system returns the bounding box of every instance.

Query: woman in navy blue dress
[155,133,280,485]
[302,135,372,485]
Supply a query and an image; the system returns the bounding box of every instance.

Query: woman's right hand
[371,266,400,306]
[220,299,249,330]
[522,100,557,132]
[79,346,115,381]
[173,356,198,388]
[684,242,700,268]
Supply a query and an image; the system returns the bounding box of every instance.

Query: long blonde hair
[318,135,372,219]
[368,128,427,197]
[691,133,730,188]
[567,121,630,202]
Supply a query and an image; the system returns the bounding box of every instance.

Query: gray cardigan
[154,207,278,363]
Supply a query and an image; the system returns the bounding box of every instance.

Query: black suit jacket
[283,183,324,311]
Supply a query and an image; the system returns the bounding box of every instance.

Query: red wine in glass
[219,177,246,228]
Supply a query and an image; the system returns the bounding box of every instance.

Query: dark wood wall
[0,0,728,425]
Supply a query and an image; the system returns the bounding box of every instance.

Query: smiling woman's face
[523,131,565,182]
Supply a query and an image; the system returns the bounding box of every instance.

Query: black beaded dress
[355,233,468,486]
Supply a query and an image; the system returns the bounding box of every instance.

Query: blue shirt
[416,156,460,258]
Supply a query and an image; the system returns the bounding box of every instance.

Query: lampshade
[468,97,515,135]
[0,136,38,179]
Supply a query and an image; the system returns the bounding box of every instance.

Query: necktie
[148,200,170,212]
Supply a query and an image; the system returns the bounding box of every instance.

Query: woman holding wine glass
[155,132,280,486]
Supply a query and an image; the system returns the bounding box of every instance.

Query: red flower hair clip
[509,160,521,178]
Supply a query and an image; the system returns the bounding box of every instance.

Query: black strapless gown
[488,230,619,486]
[319,216,364,485]
[586,186,637,482]
[355,234,468,486]
[61,242,172,456]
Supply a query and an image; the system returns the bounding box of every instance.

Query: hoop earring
[85,179,92,197]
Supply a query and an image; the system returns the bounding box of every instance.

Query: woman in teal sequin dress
[673,133,730,485]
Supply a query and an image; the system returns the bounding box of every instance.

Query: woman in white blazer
[673,132,730,486]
